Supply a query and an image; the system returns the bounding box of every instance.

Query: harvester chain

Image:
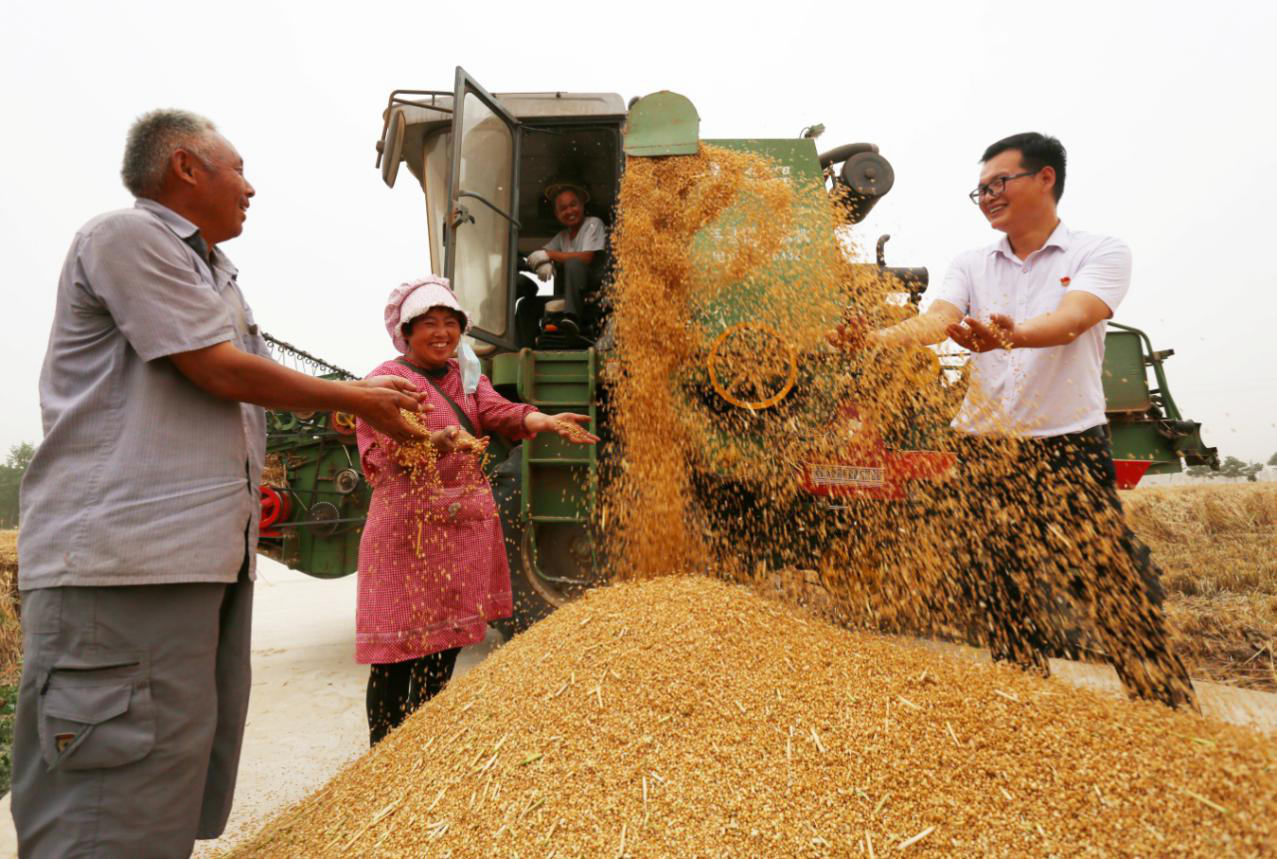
[261,332,356,380]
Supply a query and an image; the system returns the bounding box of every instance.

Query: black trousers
[555,257,603,317]
[947,427,1195,708]
[366,648,461,745]
[514,258,606,346]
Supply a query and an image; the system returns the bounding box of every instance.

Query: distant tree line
[0,443,34,529]
[1186,452,1274,482]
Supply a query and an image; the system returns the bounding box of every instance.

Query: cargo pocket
[37,661,156,771]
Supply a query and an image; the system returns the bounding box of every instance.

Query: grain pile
[1124,483,1277,689]
[227,576,1277,857]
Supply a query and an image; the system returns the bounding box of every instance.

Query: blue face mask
[458,339,481,396]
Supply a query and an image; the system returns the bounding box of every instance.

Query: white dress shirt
[929,222,1132,438]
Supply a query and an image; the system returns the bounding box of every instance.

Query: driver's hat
[544,181,590,204]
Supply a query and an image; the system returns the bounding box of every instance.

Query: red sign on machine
[802,450,956,500]
[802,428,957,501]
[801,405,957,500]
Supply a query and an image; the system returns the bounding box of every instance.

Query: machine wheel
[259,485,291,532]
[494,522,597,639]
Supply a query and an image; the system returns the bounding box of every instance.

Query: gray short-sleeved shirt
[18,199,270,589]
[544,216,606,254]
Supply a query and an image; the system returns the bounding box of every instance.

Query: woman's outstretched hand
[524,411,599,444]
[428,425,462,455]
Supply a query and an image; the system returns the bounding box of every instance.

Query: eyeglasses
[968,170,1039,204]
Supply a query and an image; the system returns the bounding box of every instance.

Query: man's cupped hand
[352,376,432,442]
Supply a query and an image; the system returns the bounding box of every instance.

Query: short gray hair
[121,109,218,197]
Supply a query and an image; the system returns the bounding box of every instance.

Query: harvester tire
[491,445,556,639]
[494,528,561,640]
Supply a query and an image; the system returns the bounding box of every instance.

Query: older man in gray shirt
[12,109,428,857]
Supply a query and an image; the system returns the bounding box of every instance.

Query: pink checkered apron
[354,359,534,664]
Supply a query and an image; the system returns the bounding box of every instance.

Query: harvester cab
[375,68,627,352]
[255,67,1217,635]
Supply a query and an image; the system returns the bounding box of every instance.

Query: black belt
[1050,425,1108,441]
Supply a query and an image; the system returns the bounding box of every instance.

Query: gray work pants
[556,257,604,318]
[10,567,253,858]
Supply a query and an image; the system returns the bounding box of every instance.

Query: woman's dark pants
[366,648,461,745]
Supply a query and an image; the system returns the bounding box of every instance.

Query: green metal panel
[515,348,599,584]
[694,138,827,331]
[1102,323,1217,475]
[669,137,862,481]
[515,349,598,524]
[624,91,700,156]
[1102,330,1152,413]
[1109,422,1176,466]
[518,348,596,407]
[704,138,824,180]
[490,351,522,388]
[258,414,367,578]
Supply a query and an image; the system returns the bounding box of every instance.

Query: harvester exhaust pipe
[819,143,895,224]
[875,234,929,304]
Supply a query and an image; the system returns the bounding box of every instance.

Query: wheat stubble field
[1125,482,1277,691]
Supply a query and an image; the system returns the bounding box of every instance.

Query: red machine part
[800,406,957,500]
[259,485,292,537]
[806,451,1152,497]
[330,411,357,435]
[802,447,956,500]
[1112,459,1153,490]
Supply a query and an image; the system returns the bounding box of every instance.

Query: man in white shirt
[838,132,1195,708]
[524,182,607,343]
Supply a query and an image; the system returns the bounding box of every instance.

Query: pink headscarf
[384,276,468,354]
[384,276,481,395]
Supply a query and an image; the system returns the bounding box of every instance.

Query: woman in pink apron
[355,277,597,744]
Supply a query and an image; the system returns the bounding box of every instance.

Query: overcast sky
[3,0,1274,463]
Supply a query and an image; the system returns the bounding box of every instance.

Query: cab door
[444,67,521,350]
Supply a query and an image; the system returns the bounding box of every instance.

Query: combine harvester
[258,68,1220,641]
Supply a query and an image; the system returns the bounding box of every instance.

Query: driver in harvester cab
[520,181,607,346]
